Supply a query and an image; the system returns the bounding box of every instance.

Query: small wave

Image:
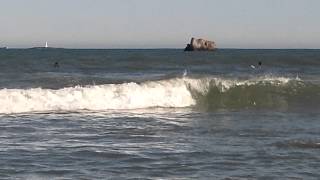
[0,76,318,114]
[188,75,319,110]
[190,76,320,110]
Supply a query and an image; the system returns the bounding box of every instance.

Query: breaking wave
[0,76,319,114]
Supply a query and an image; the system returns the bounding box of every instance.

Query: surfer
[54,62,59,68]
[251,61,262,69]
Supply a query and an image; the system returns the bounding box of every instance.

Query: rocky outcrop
[184,38,216,51]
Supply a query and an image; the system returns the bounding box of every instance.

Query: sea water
[0,49,319,179]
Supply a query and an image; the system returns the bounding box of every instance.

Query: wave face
[188,76,320,110]
[0,76,319,114]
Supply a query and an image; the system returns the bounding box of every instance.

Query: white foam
[0,78,196,114]
[0,76,296,114]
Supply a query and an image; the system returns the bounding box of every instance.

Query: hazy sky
[1,0,320,48]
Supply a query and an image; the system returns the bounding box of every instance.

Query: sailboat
[30,41,63,49]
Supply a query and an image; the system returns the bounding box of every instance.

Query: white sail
[45,42,48,48]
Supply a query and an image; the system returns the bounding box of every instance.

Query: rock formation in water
[184,38,216,51]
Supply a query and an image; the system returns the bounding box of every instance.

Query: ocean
[0,49,319,179]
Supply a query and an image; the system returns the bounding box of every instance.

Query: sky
[1,0,320,49]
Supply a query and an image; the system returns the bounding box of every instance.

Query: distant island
[30,42,63,50]
[184,38,216,51]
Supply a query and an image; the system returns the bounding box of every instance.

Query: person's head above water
[54,62,59,68]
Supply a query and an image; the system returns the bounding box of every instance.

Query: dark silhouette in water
[54,62,59,68]
[250,61,262,69]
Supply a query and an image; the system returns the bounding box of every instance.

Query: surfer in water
[251,61,262,69]
[54,62,59,68]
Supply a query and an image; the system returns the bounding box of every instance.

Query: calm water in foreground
[0,49,319,179]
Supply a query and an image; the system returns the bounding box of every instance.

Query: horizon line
[2,47,320,50]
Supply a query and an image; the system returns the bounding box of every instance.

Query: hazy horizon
[1,0,320,49]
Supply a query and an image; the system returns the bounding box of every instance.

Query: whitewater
[0,76,302,114]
